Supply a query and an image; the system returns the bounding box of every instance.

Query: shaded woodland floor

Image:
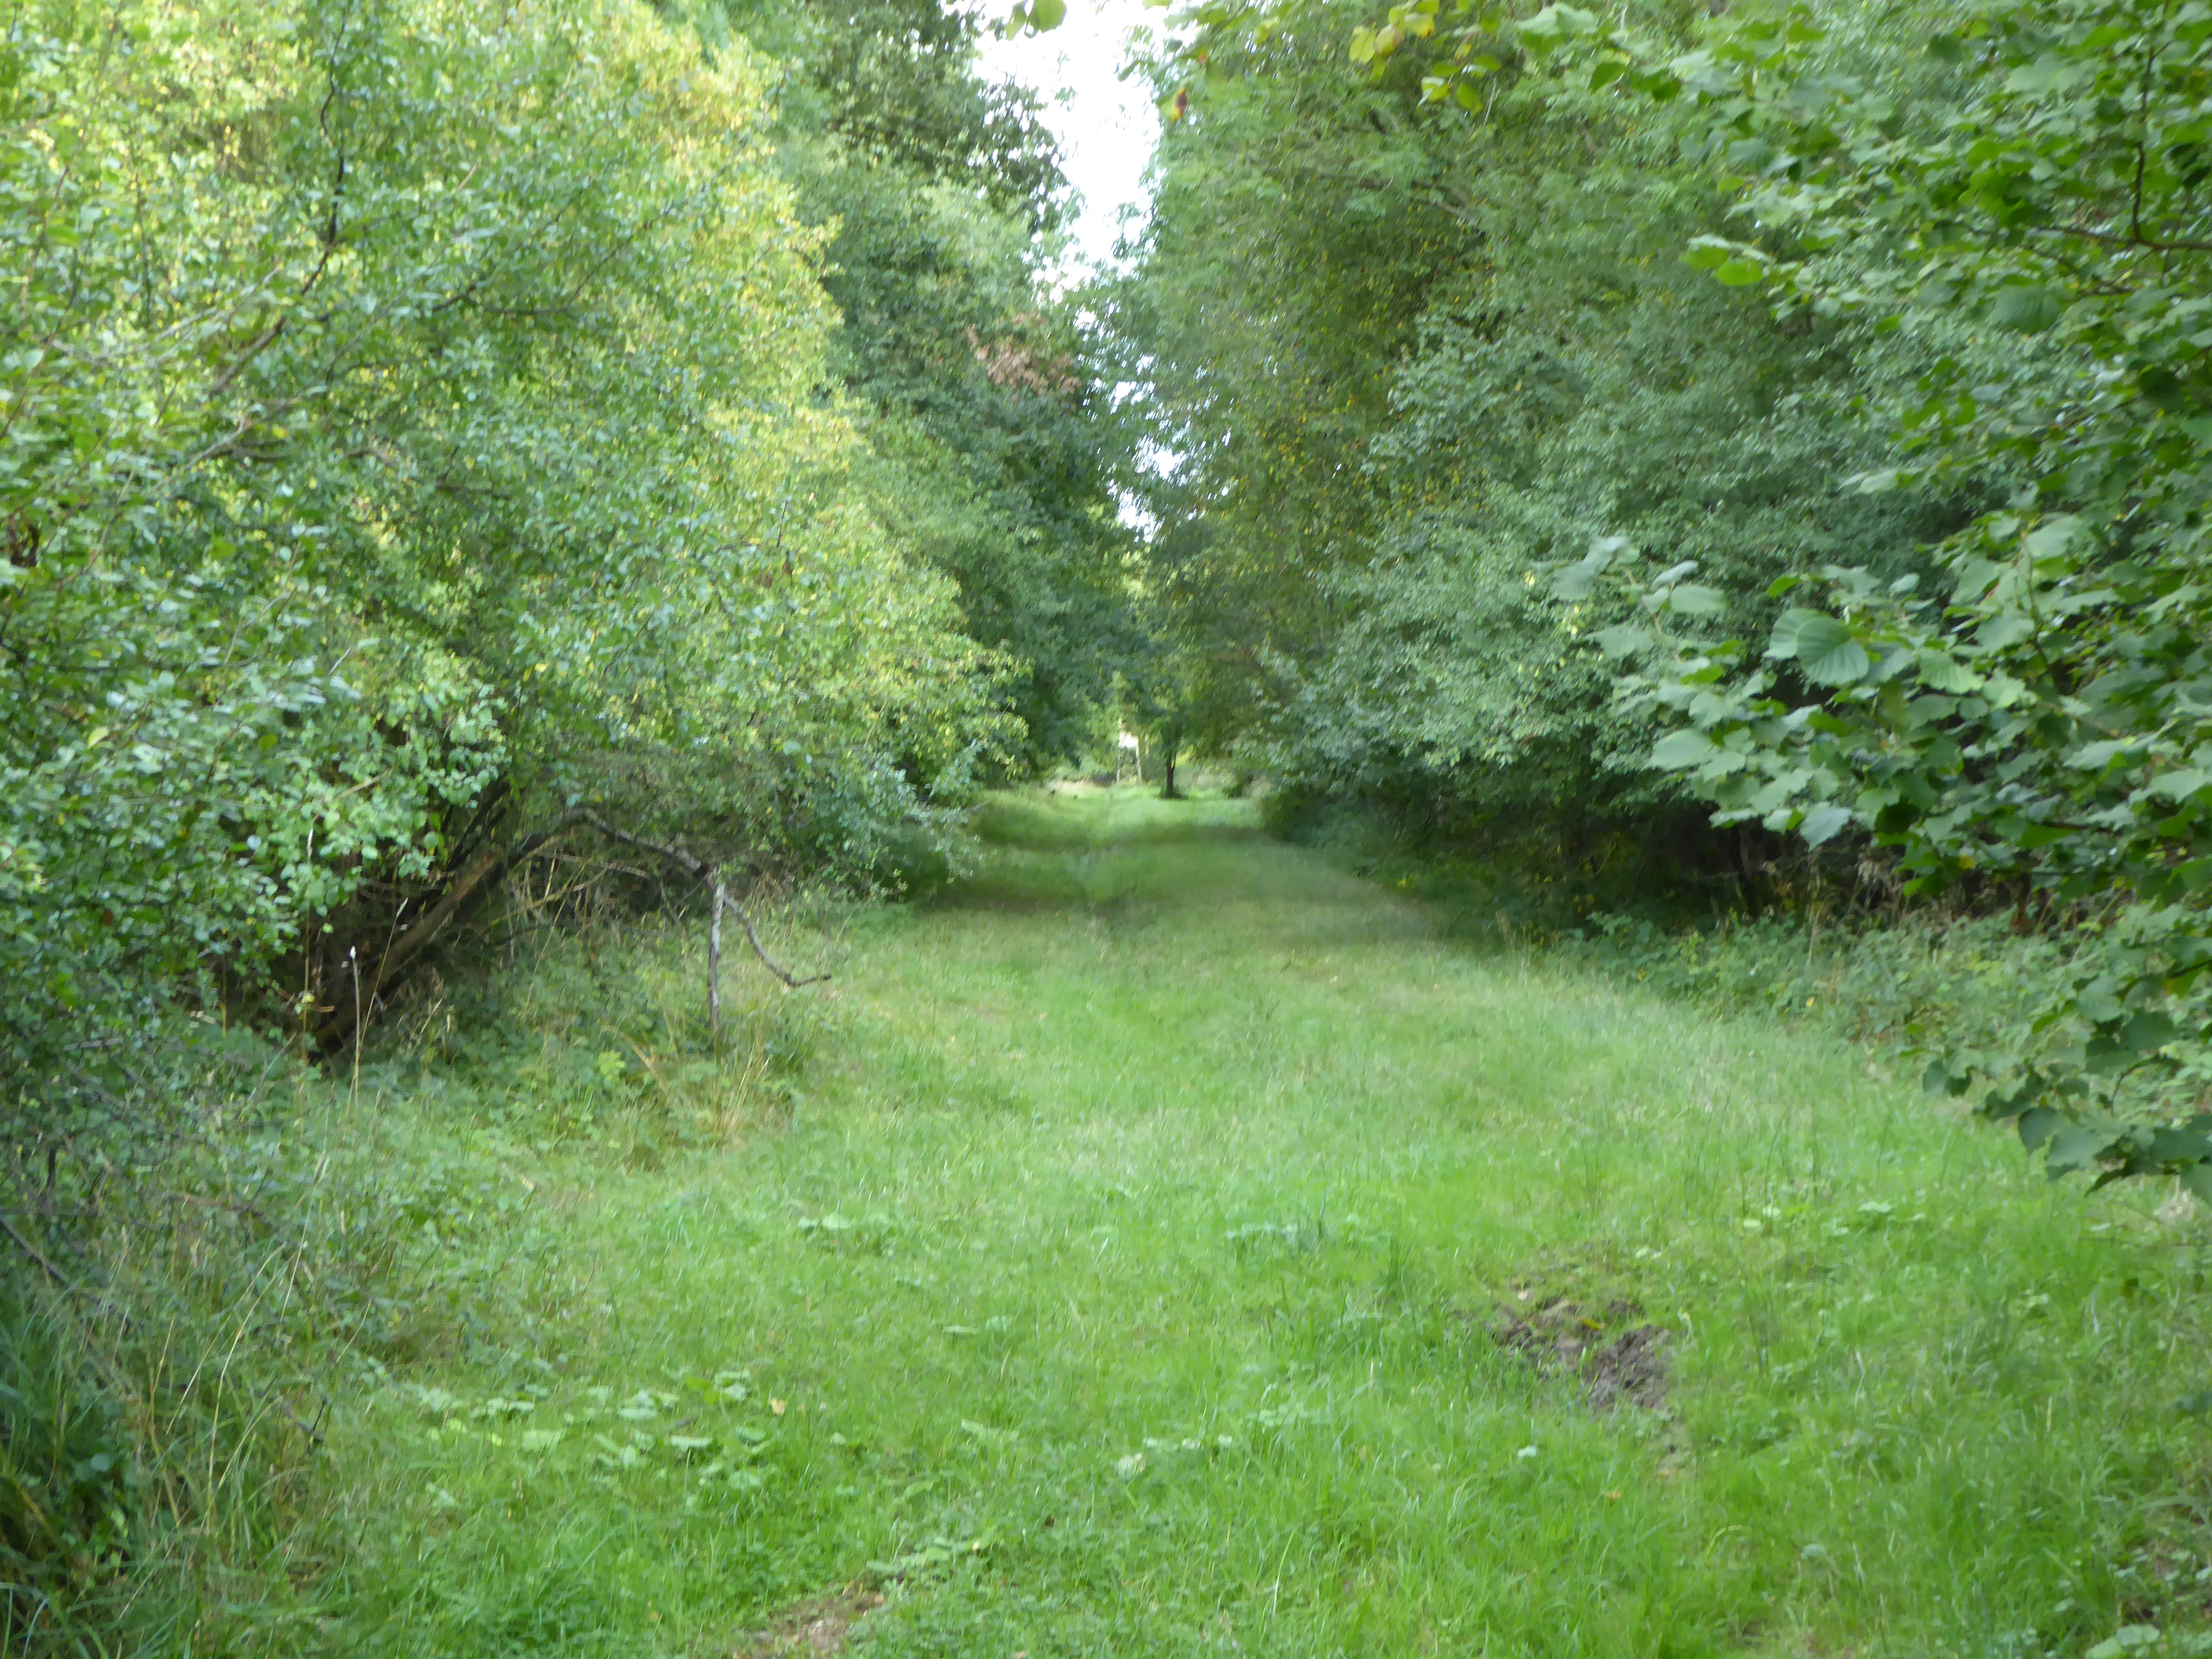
[323,790,2212,1658]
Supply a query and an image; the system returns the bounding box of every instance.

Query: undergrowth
[1290,799,2076,1115]
[0,899,824,1656]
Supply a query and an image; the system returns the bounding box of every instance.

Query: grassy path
[337,791,2212,1658]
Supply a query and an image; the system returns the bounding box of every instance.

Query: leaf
[1028,0,1067,28]
[1766,608,1817,659]
[2043,1122,2109,1175]
[1667,584,1726,616]
[1682,236,1735,272]
[2022,516,2085,562]
[2181,1161,2212,1207]
[1797,803,1853,846]
[1914,650,1979,693]
[2085,1628,2165,1659]
[1990,285,2064,333]
[2122,1011,2179,1052]
[1593,624,1651,657]
[1516,4,1596,51]
[2074,984,2125,1024]
[1791,615,1872,685]
[1714,259,1766,287]
[1650,730,1721,769]
[2068,738,2142,771]
[1550,560,1599,600]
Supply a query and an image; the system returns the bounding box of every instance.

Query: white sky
[976,0,1164,277]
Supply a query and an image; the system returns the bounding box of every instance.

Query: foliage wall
[1,0,1011,1120]
[1125,0,1982,871]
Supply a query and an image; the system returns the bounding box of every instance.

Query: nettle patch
[386,1366,801,1501]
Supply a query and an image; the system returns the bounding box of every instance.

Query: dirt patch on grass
[729,1586,884,1657]
[1495,1295,1671,1411]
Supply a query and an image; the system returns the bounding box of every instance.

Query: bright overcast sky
[976,0,1164,276]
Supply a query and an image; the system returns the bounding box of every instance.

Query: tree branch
[0,1212,75,1290]
[571,814,829,994]
[2028,222,2212,256]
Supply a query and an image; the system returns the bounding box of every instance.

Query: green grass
[320,787,2212,1658]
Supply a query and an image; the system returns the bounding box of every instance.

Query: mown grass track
[332,789,2212,1659]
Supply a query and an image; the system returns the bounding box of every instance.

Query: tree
[694,0,1142,773]
[2,0,1003,1124]
[1529,0,2212,1193]
[1122,0,1957,881]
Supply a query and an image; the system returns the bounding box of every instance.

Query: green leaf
[2043,1122,2109,1175]
[1714,259,1765,287]
[2021,516,2083,562]
[2085,1627,2165,1659]
[1766,608,1818,659]
[2148,769,2210,802]
[1791,615,1872,685]
[1682,236,1734,272]
[1551,564,1596,600]
[1650,730,1721,769]
[1798,803,1853,846]
[1029,0,1067,28]
[1914,650,1979,693]
[2122,1011,2179,1052]
[2069,738,2142,771]
[1516,4,1596,51]
[1990,285,2064,333]
[1593,624,1651,656]
[1667,583,1726,616]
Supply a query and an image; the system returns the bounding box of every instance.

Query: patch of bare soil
[730,1586,884,1657]
[1494,1295,1671,1412]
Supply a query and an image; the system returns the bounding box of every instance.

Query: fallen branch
[722,886,830,992]
[569,814,829,1033]
[0,1212,75,1290]
[313,812,585,1053]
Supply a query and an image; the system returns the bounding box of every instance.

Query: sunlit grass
[323,786,2212,1658]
